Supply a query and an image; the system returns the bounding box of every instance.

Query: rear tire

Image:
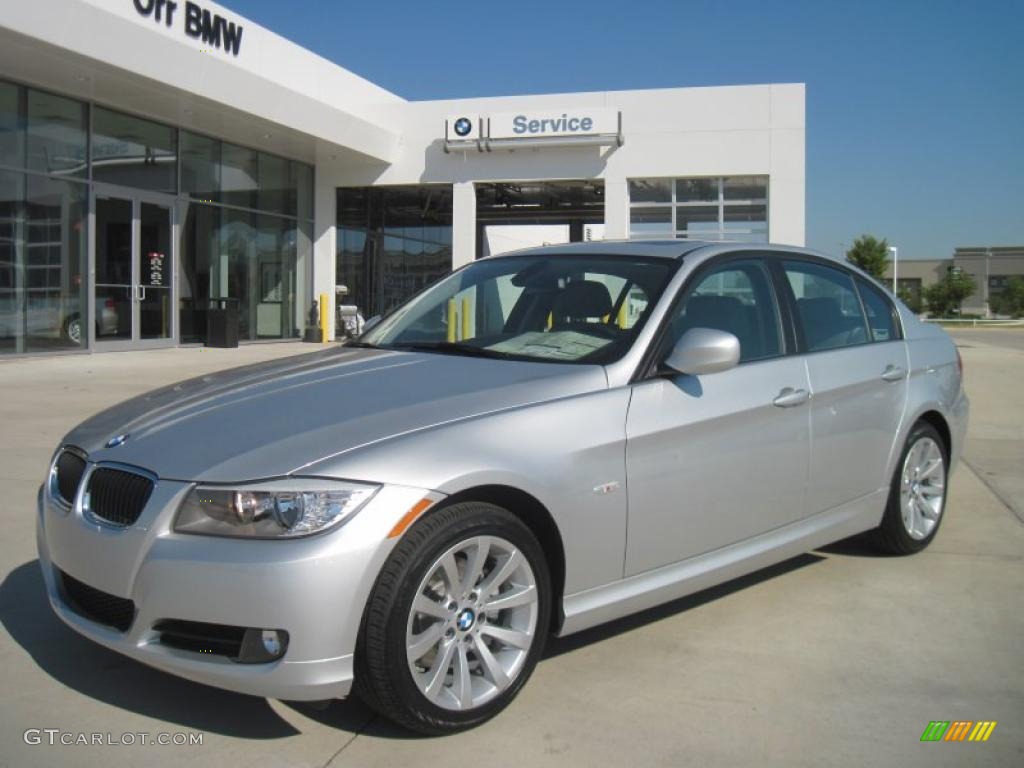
[870,421,949,554]
[355,501,551,734]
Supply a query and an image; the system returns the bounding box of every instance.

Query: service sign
[489,108,618,140]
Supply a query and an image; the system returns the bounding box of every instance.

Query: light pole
[889,246,899,295]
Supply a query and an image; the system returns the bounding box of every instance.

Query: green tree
[989,276,1024,318]
[897,286,923,314]
[923,270,977,317]
[845,235,890,280]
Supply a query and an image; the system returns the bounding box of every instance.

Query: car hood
[64,347,608,482]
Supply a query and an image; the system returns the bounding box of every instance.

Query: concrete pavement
[950,328,1024,525]
[0,340,1021,767]
[950,325,1024,352]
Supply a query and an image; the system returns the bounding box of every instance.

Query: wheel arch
[915,409,952,457]
[438,484,567,634]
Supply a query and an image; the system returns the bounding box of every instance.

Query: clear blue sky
[234,0,1022,260]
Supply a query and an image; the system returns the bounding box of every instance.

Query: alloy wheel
[405,535,539,711]
[900,436,945,540]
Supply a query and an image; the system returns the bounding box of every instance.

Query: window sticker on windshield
[487,331,612,360]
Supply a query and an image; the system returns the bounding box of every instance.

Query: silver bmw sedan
[37,241,968,734]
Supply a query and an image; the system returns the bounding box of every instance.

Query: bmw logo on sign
[453,117,473,137]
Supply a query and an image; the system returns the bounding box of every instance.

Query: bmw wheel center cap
[456,608,475,631]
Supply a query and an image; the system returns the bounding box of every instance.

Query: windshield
[360,253,677,364]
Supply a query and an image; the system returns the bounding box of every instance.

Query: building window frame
[628,175,769,242]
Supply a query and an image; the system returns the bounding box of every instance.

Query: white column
[452,181,476,269]
[603,178,629,240]
[313,167,337,339]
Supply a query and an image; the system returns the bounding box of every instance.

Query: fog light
[262,630,282,656]
[236,628,289,663]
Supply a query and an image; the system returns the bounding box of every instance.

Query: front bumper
[36,477,436,701]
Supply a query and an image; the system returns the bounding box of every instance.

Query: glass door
[94,197,133,342]
[139,202,173,340]
[93,188,175,348]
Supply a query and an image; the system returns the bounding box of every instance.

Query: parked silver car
[37,241,968,734]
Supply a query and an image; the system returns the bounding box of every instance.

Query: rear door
[779,258,909,514]
[624,255,811,576]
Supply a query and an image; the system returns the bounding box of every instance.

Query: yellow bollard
[447,299,457,343]
[617,301,628,329]
[461,297,471,341]
[319,292,329,343]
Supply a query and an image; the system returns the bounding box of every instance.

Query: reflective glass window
[0,170,20,353]
[856,277,899,342]
[676,178,718,203]
[220,142,258,209]
[0,81,23,169]
[628,179,671,203]
[672,260,781,362]
[26,89,87,178]
[784,260,870,352]
[0,172,88,353]
[337,185,453,317]
[180,131,220,202]
[629,175,769,243]
[293,161,313,221]
[723,176,768,201]
[91,107,176,192]
[179,202,307,343]
[257,152,290,216]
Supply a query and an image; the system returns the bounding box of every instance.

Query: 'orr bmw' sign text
[445,109,622,151]
[133,0,244,56]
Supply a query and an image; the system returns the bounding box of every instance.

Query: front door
[93,187,175,348]
[624,256,811,576]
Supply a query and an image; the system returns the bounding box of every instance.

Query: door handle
[773,387,811,408]
[881,364,906,382]
[136,285,146,302]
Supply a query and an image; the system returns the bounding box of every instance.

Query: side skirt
[558,490,886,637]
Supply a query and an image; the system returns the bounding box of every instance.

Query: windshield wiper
[386,341,510,359]
[344,340,379,348]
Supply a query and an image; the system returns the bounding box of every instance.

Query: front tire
[63,315,82,344]
[355,501,551,734]
[870,421,949,554]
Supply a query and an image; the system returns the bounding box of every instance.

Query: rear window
[856,277,900,342]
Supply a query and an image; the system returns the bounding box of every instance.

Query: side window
[855,277,899,342]
[671,259,782,363]
[783,260,869,352]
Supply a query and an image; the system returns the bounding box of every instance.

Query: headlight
[174,479,380,538]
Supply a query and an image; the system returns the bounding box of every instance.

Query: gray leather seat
[552,281,613,330]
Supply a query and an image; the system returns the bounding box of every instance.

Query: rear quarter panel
[893,309,968,476]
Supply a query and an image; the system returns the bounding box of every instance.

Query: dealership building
[0,0,805,356]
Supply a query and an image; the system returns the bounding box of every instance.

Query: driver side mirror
[662,327,740,376]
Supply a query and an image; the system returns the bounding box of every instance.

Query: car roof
[483,239,846,266]
[485,239,710,260]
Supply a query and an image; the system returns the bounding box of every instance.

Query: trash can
[206,298,239,348]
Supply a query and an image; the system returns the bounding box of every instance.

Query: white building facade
[0,0,804,354]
